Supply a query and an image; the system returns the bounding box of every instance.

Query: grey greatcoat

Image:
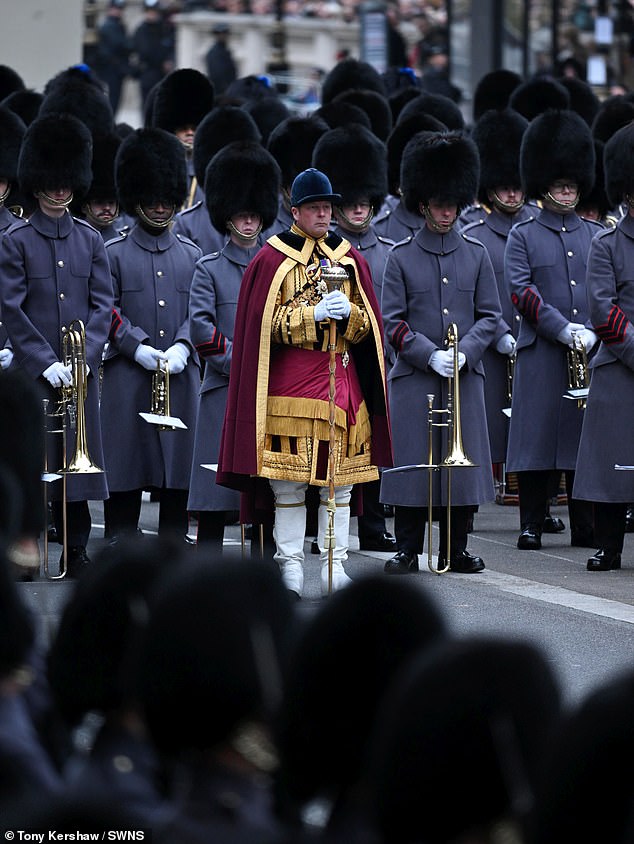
[187,239,262,513]
[101,224,201,492]
[505,208,601,472]
[461,206,532,463]
[373,198,422,244]
[172,201,227,257]
[0,205,22,350]
[574,214,634,502]
[0,209,112,502]
[380,225,501,507]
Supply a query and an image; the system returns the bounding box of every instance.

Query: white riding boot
[271,481,307,598]
[318,486,353,596]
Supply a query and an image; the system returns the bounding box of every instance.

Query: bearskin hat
[205,140,280,234]
[387,113,447,196]
[44,64,106,96]
[471,108,528,204]
[401,130,479,212]
[87,132,121,200]
[381,66,420,98]
[18,113,92,197]
[115,128,187,215]
[313,100,372,131]
[472,69,522,122]
[245,96,290,146]
[397,91,464,130]
[0,90,42,127]
[559,76,600,127]
[312,123,387,214]
[509,76,570,121]
[321,58,387,105]
[388,86,424,124]
[267,115,330,189]
[0,107,26,183]
[520,109,595,200]
[0,65,25,102]
[224,74,280,103]
[39,69,115,139]
[580,139,611,219]
[152,68,216,133]
[605,122,634,207]
[193,106,261,187]
[332,88,393,141]
[592,94,634,144]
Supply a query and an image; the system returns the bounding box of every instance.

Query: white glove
[314,299,329,322]
[134,344,166,371]
[457,352,466,370]
[0,349,13,369]
[323,289,351,319]
[164,343,190,375]
[578,328,599,353]
[556,322,585,347]
[495,334,516,357]
[42,361,73,388]
[429,349,454,377]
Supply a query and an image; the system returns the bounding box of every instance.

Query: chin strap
[543,191,579,211]
[227,219,262,243]
[335,206,374,232]
[37,190,73,208]
[0,183,10,206]
[83,201,119,228]
[136,204,174,229]
[420,202,456,233]
[491,192,525,214]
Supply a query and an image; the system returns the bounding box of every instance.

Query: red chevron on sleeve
[391,320,409,352]
[195,326,226,357]
[595,305,628,345]
[109,308,122,341]
[511,288,540,324]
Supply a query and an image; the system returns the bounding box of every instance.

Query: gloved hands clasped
[42,361,73,388]
[314,290,351,322]
[429,349,466,378]
[134,344,166,371]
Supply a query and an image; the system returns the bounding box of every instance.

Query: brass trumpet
[44,319,103,580]
[426,323,476,575]
[566,331,589,409]
[139,358,187,431]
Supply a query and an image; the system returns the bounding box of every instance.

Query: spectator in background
[131,0,175,111]
[419,44,462,103]
[386,1,409,69]
[95,0,132,115]
[205,22,237,96]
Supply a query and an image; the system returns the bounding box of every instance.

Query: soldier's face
[424,199,458,232]
[86,199,118,223]
[230,211,262,239]
[175,125,196,149]
[547,180,579,206]
[491,186,524,206]
[37,188,72,217]
[142,201,175,224]
[292,201,332,239]
[337,199,372,228]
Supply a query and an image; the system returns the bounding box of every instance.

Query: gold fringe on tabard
[266,395,372,457]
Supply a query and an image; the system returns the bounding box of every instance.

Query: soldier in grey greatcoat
[574,123,634,571]
[172,105,262,257]
[74,132,127,243]
[187,141,280,554]
[101,128,201,542]
[0,113,113,576]
[460,108,529,466]
[381,131,501,574]
[312,122,397,553]
[505,109,601,552]
[0,106,25,368]
[151,68,215,211]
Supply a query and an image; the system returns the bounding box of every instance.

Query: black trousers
[105,488,189,538]
[197,511,275,562]
[594,501,627,553]
[394,504,471,559]
[51,500,91,548]
[357,478,389,542]
[517,470,593,536]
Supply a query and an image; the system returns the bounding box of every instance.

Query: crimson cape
[216,230,392,515]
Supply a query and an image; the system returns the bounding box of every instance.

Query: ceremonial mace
[320,261,349,595]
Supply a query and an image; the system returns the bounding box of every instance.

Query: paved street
[19,492,634,708]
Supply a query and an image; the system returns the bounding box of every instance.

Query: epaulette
[75,217,98,233]
[513,216,535,229]
[377,234,396,246]
[118,224,130,236]
[460,219,485,235]
[107,230,129,244]
[583,217,604,232]
[6,217,29,233]
[175,232,200,250]
[177,200,203,217]
[461,231,487,247]
[202,250,222,262]
[391,235,412,250]
[595,225,616,241]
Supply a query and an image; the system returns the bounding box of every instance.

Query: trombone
[44,319,103,580]
[565,331,590,409]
